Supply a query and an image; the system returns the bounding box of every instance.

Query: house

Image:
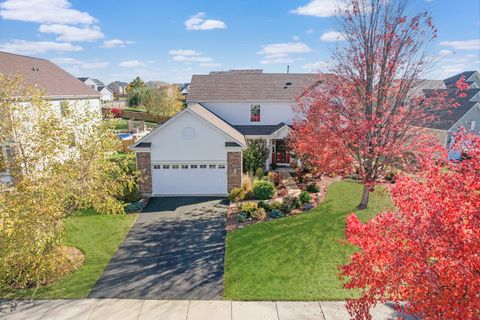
[78,77,114,101]
[419,71,480,154]
[107,81,128,98]
[0,51,101,183]
[131,70,322,196]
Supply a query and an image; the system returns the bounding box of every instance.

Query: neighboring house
[0,51,101,183]
[173,83,191,96]
[107,81,128,98]
[131,70,322,196]
[419,71,480,157]
[78,77,113,101]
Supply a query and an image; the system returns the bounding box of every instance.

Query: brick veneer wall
[136,152,152,193]
[227,151,242,191]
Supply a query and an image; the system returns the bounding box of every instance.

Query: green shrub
[258,200,272,211]
[240,202,258,216]
[306,183,320,193]
[253,180,276,200]
[250,207,267,221]
[299,191,312,205]
[237,212,248,223]
[228,187,245,202]
[282,195,300,213]
[255,167,265,178]
[270,201,283,210]
[269,209,284,219]
[243,139,269,173]
[124,200,143,213]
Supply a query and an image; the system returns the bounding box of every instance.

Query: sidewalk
[1,299,410,320]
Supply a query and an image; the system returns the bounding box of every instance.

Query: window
[181,164,189,169]
[470,120,476,131]
[218,164,226,169]
[200,164,207,169]
[162,165,170,169]
[250,105,260,122]
[190,165,198,169]
[209,164,216,169]
[172,165,179,169]
[153,164,161,169]
[0,146,7,173]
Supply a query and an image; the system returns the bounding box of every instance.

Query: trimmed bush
[124,200,144,213]
[251,207,267,221]
[258,200,272,211]
[255,167,265,178]
[270,201,283,210]
[306,183,320,193]
[269,209,284,219]
[299,191,312,205]
[229,187,245,202]
[253,180,276,200]
[237,212,248,223]
[240,201,258,216]
[282,195,300,213]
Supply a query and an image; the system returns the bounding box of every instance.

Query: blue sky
[0,0,479,84]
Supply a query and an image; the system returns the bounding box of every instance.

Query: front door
[275,140,289,164]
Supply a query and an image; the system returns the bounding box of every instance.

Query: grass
[224,181,394,301]
[112,118,157,132]
[0,209,137,299]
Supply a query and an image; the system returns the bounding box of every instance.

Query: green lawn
[0,209,137,299]
[224,181,394,301]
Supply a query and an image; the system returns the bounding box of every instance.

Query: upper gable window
[250,105,260,122]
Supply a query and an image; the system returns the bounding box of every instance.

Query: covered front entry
[272,140,290,165]
[152,162,227,196]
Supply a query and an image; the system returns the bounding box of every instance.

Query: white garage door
[152,163,227,195]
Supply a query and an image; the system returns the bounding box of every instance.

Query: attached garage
[151,162,227,195]
[131,103,246,196]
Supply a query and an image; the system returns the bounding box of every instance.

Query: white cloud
[169,49,216,65]
[168,49,201,56]
[291,0,346,17]
[39,24,104,42]
[438,49,454,58]
[82,61,109,69]
[101,39,134,48]
[427,53,479,79]
[439,39,480,51]
[320,31,345,42]
[51,57,109,69]
[293,35,301,41]
[302,61,329,71]
[185,12,226,31]
[0,39,82,55]
[0,0,96,25]
[118,60,146,68]
[258,42,311,64]
[306,28,315,34]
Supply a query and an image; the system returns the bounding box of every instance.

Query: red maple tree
[341,132,480,319]
[289,0,460,209]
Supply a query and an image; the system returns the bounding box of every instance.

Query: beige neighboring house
[0,51,102,183]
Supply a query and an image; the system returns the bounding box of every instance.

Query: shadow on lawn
[88,197,228,300]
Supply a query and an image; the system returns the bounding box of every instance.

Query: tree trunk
[358,184,370,209]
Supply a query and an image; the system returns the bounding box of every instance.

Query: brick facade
[136,152,152,194]
[227,151,242,191]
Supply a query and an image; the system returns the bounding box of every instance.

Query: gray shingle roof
[187,71,326,102]
[233,123,288,136]
[444,71,477,87]
[423,88,480,130]
[0,52,100,98]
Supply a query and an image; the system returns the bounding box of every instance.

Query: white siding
[144,111,230,162]
[196,101,294,125]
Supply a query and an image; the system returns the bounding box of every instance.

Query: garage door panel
[152,163,227,195]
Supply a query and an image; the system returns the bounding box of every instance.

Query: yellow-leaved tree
[0,75,137,288]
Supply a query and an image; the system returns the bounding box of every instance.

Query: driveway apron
[89,197,227,299]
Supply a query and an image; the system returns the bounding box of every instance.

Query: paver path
[88,197,228,300]
[0,299,415,320]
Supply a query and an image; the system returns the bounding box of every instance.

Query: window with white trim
[470,120,476,131]
[200,164,207,169]
[209,164,216,169]
[163,165,170,169]
[218,164,226,169]
[181,164,188,169]
[250,105,260,122]
[191,165,198,169]
[172,164,179,169]
[153,164,161,169]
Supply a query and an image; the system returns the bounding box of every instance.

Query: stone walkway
[277,167,301,196]
[1,299,412,320]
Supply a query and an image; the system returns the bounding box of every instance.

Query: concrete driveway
[89,197,228,300]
